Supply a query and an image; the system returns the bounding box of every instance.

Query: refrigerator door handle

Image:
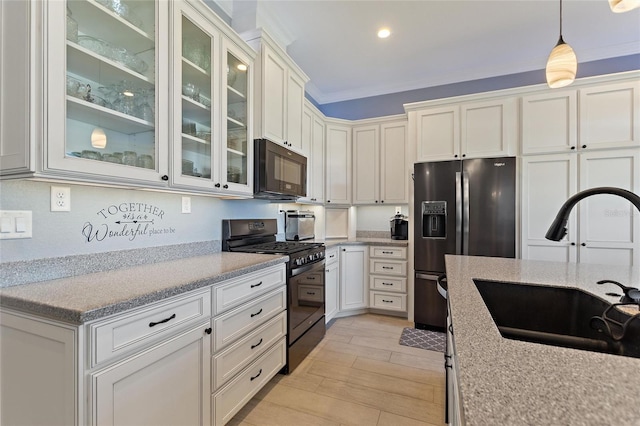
[455,172,462,255]
[416,273,441,281]
[462,171,470,255]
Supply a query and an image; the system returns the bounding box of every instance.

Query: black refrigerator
[414,157,516,331]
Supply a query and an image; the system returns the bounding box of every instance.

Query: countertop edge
[0,254,287,325]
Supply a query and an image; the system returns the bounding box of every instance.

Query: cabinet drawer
[297,271,323,285]
[212,311,286,391]
[369,292,407,312]
[369,276,407,292]
[213,264,286,315]
[298,285,324,302]
[212,337,286,425]
[370,246,407,259]
[369,259,407,276]
[90,289,211,367]
[325,247,339,265]
[212,287,286,351]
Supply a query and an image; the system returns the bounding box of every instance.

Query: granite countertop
[445,255,640,425]
[0,252,287,325]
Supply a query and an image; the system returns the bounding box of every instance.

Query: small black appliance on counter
[390,213,408,240]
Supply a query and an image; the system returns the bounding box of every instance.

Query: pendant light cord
[559,0,563,37]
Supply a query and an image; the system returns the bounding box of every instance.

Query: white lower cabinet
[0,263,288,426]
[210,263,287,424]
[324,246,340,323]
[339,245,368,311]
[0,311,78,426]
[368,246,408,313]
[92,322,211,426]
[212,337,286,425]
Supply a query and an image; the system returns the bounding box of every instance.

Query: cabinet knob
[581,243,586,247]
[215,183,221,188]
[454,155,458,158]
[223,184,229,189]
[380,200,384,203]
[462,154,466,158]
[571,242,576,246]
[204,328,212,335]
[375,200,378,203]
[570,146,576,150]
[161,175,169,181]
[327,200,331,203]
[582,145,587,149]
[342,248,346,251]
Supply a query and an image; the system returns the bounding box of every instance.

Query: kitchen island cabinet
[445,255,640,425]
[0,253,287,426]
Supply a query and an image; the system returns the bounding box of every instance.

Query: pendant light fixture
[545,0,577,88]
[608,0,640,13]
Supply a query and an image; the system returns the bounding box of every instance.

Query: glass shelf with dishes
[64,0,157,170]
[179,14,214,181]
[225,51,249,186]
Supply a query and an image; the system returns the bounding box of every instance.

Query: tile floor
[229,313,446,426]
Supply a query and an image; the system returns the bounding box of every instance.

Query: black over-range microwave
[254,138,307,200]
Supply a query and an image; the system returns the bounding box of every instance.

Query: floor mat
[399,327,446,352]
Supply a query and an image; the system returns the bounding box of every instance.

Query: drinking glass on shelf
[123,151,137,166]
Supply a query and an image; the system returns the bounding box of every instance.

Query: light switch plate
[0,211,32,239]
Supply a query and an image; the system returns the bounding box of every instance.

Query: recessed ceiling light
[377,28,391,39]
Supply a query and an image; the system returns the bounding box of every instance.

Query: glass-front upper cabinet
[172,6,219,190]
[46,0,169,185]
[222,40,253,194]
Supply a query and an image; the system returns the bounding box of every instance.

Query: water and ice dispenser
[422,201,446,238]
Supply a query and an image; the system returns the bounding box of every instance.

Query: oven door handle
[291,259,326,277]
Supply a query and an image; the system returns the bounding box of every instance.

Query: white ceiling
[217,0,640,104]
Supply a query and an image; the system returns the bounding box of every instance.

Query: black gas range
[222,219,326,374]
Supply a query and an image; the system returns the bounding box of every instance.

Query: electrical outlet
[395,206,402,215]
[182,196,191,214]
[51,186,71,212]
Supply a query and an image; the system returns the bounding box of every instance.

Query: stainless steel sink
[473,279,640,359]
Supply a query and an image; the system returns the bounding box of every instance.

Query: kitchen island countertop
[0,252,287,324]
[446,255,640,425]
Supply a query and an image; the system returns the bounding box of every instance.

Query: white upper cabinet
[521,77,639,155]
[460,97,517,158]
[521,90,577,154]
[47,0,170,186]
[352,124,380,204]
[579,81,639,151]
[169,1,256,196]
[0,0,255,196]
[410,97,517,162]
[299,102,325,204]
[325,122,352,205]
[414,105,459,161]
[244,29,309,153]
[352,118,408,205]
